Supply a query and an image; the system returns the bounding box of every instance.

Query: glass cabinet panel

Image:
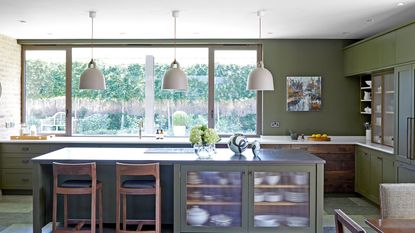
[371,71,394,147]
[372,75,383,144]
[383,73,395,147]
[182,167,246,231]
[253,171,310,229]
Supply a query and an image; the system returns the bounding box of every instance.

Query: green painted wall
[262,40,362,136]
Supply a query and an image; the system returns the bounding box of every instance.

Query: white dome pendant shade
[79,11,106,90]
[163,59,187,90]
[80,59,105,89]
[162,10,187,91]
[247,11,274,91]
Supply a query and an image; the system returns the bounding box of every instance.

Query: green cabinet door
[396,23,415,64]
[397,162,415,183]
[355,148,371,196]
[382,156,396,183]
[369,154,383,204]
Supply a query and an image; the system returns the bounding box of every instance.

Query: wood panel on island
[262,144,355,193]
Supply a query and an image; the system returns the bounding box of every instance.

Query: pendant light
[162,10,187,91]
[80,11,106,90]
[247,11,274,91]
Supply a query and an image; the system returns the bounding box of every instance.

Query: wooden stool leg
[156,188,161,233]
[64,194,68,229]
[116,191,120,233]
[91,188,96,233]
[123,193,127,231]
[52,192,57,232]
[99,188,103,233]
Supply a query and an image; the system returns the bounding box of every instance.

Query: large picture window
[23,45,259,136]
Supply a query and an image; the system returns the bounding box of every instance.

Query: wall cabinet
[177,164,323,233]
[355,146,396,204]
[396,23,415,64]
[344,32,396,76]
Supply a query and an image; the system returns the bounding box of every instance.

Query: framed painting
[286,76,322,111]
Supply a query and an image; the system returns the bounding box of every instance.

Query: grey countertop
[31,147,326,165]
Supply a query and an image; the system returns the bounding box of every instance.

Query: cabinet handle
[21,159,29,164]
[21,147,29,151]
[21,178,29,182]
[241,171,246,175]
[377,156,382,160]
[407,117,411,160]
[248,171,253,176]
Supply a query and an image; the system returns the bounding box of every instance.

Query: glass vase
[194,144,215,159]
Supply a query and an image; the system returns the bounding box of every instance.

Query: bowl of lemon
[307,134,330,141]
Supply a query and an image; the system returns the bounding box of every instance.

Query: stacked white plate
[210,214,233,227]
[286,216,308,227]
[254,215,285,227]
[264,192,283,202]
[284,191,308,203]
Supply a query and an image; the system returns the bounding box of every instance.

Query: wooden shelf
[187,201,241,206]
[361,87,372,90]
[361,99,372,102]
[187,184,241,188]
[385,91,395,94]
[360,112,371,115]
[255,184,309,189]
[254,201,309,206]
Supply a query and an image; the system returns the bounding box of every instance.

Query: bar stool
[52,162,103,233]
[116,162,161,233]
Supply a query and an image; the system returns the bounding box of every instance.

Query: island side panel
[316,163,324,233]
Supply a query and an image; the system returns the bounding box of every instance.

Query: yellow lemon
[322,134,328,138]
[316,134,321,138]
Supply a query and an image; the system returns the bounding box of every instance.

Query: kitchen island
[32,147,325,233]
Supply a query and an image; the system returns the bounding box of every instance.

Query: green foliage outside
[25,59,256,135]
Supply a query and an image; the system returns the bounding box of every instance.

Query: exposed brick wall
[0,34,21,137]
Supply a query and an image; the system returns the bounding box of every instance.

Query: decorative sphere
[228,134,248,154]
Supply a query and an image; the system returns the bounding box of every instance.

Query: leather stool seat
[122,180,155,189]
[61,180,102,188]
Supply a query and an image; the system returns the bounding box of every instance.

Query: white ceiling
[0,0,415,40]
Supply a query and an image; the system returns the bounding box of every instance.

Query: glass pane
[254,172,310,228]
[372,75,382,144]
[383,73,394,147]
[214,50,257,135]
[186,171,242,227]
[25,50,66,134]
[72,48,208,136]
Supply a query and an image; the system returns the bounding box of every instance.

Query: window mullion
[208,47,215,129]
[66,47,72,136]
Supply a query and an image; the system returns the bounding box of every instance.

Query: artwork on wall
[286,76,322,112]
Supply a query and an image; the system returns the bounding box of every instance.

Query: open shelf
[361,99,371,102]
[187,184,241,188]
[255,184,309,189]
[187,201,241,206]
[361,87,372,90]
[360,112,371,115]
[254,201,309,206]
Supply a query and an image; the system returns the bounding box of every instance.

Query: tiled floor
[0,194,379,233]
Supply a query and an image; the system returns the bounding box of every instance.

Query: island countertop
[31,147,325,165]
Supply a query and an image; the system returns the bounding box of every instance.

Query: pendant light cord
[258,12,264,64]
[174,15,177,62]
[91,14,94,60]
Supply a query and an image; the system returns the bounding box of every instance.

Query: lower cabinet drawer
[1,154,35,169]
[1,169,32,189]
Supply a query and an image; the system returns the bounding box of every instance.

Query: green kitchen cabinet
[344,33,396,76]
[396,162,415,183]
[396,23,415,64]
[355,146,396,204]
[0,143,51,190]
[355,147,371,196]
[177,163,323,233]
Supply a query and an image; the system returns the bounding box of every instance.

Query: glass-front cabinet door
[180,165,248,232]
[249,165,316,233]
[372,74,383,144]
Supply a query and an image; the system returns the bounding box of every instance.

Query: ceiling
[1,0,415,40]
